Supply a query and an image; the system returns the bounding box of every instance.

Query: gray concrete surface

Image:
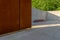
[32,8,60,21]
[47,11,60,21]
[32,8,60,23]
[32,8,47,23]
[0,21,60,40]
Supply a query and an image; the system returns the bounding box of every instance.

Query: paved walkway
[0,21,60,40]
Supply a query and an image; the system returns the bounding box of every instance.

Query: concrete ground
[0,21,60,40]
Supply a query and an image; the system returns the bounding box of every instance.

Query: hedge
[32,0,60,11]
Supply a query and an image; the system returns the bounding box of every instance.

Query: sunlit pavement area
[0,20,60,40]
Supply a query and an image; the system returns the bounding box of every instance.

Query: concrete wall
[47,11,60,21]
[32,8,60,25]
[32,8,47,22]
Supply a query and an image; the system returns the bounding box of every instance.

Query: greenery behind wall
[32,0,60,11]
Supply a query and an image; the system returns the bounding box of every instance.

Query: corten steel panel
[0,0,19,34]
[20,0,31,29]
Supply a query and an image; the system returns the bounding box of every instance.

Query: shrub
[32,0,60,11]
